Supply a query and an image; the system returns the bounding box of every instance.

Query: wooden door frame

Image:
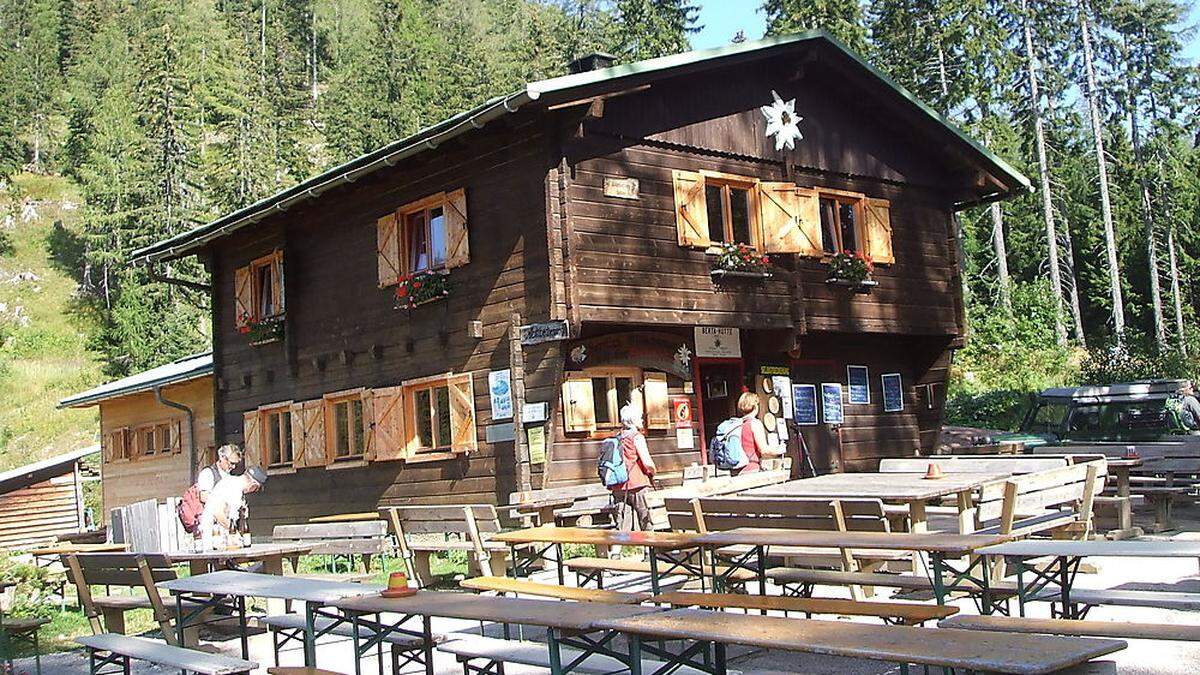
[691,357,746,457]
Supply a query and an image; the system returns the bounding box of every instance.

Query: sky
[692,1,1200,62]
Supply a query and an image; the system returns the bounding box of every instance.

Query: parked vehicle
[997,380,1194,446]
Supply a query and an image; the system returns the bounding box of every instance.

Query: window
[105,428,129,462]
[262,406,294,468]
[703,181,755,246]
[127,421,180,459]
[402,372,477,457]
[377,189,470,287]
[561,369,671,435]
[235,250,284,330]
[819,193,862,254]
[325,391,367,462]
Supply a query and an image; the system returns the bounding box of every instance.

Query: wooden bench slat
[260,614,429,647]
[460,576,649,604]
[564,556,758,582]
[767,568,1019,594]
[652,591,958,625]
[274,521,389,538]
[1043,587,1200,611]
[939,615,1200,641]
[439,633,714,675]
[75,634,256,674]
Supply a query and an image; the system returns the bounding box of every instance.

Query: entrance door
[696,360,744,449]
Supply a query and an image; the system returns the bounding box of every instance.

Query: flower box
[826,278,878,294]
[396,270,451,309]
[711,269,773,281]
[240,316,285,345]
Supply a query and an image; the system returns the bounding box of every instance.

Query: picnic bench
[461,576,651,604]
[259,612,433,674]
[76,633,257,675]
[978,539,1200,619]
[650,590,958,626]
[272,521,392,577]
[382,504,530,587]
[62,552,200,643]
[591,607,1126,675]
[940,615,1200,642]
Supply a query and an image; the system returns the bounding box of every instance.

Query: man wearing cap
[199,466,267,551]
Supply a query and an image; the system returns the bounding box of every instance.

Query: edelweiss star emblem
[761,90,803,151]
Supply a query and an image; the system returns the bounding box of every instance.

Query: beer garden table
[333,590,658,675]
[591,607,1126,675]
[977,539,1200,618]
[158,569,381,665]
[742,472,1009,533]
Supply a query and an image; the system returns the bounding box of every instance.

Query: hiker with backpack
[709,391,778,475]
[599,403,657,532]
[178,444,243,539]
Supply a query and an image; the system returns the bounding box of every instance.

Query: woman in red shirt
[610,404,658,531]
[733,391,775,475]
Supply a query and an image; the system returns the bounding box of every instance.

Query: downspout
[155,385,198,483]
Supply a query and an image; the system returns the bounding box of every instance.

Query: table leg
[713,642,727,675]
[908,500,928,533]
[955,490,975,535]
[188,560,208,576]
[627,635,643,675]
[555,543,565,585]
[303,602,317,667]
[1117,467,1131,499]
[237,596,249,660]
[755,545,767,597]
[649,550,661,596]
[174,594,184,647]
[423,614,434,675]
[548,628,564,675]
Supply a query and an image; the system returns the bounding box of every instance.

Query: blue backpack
[709,418,749,470]
[597,434,630,487]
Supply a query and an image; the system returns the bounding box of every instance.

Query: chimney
[568,52,617,74]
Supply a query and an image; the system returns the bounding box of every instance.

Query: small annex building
[59,352,215,516]
[0,446,98,550]
[130,32,1031,533]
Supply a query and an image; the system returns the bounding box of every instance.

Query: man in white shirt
[199,466,267,550]
[196,444,243,504]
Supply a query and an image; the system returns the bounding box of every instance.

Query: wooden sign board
[694,327,741,358]
[520,320,570,346]
[603,177,640,200]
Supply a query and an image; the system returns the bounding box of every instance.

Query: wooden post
[510,313,531,494]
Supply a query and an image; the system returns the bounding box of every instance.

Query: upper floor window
[104,427,129,462]
[671,169,896,264]
[130,420,181,459]
[260,405,294,468]
[234,250,284,331]
[819,193,861,254]
[378,189,470,287]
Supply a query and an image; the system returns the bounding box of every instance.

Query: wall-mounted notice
[792,384,818,426]
[488,369,513,420]
[526,426,546,464]
[694,327,741,358]
[772,376,794,419]
[882,373,904,412]
[847,365,870,405]
[821,383,845,425]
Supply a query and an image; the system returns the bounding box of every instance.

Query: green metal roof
[132,30,1031,263]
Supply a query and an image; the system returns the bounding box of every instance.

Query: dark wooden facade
[144,35,1025,532]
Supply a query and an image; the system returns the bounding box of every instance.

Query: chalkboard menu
[847,365,870,405]
[792,384,818,425]
[882,373,904,412]
[821,383,845,424]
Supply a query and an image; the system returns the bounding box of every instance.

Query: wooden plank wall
[0,474,82,550]
[99,376,214,514]
[207,117,557,533]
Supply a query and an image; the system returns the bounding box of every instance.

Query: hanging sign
[882,373,905,412]
[821,383,845,425]
[792,384,818,426]
[520,320,570,346]
[488,370,513,420]
[694,327,741,358]
[847,365,870,405]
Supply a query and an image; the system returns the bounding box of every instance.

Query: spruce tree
[613,0,700,62]
[761,0,869,53]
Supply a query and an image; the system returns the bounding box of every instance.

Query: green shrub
[0,556,62,617]
[944,389,1034,431]
[1080,343,1198,385]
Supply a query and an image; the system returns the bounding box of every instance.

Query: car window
[1027,402,1069,432]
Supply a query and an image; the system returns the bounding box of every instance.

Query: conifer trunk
[1168,228,1186,354]
[1080,5,1125,346]
[1022,0,1068,345]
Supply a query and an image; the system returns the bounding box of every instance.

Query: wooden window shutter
[560,376,597,434]
[272,250,286,314]
[863,197,895,264]
[672,170,708,248]
[301,400,327,467]
[758,182,822,256]
[448,374,478,453]
[377,213,401,287]
[169,420,183,455]
[289,402,308,468]
[242,411,261,465]
[444,188,470,269]
[234,266,253,328]
[368,386,408,461]
[644,372,670,430]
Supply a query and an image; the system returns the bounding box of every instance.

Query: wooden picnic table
[696,527,1010,607]
[334,590,658,675]
[591,607,1126,675]
[978,539,1200,619]
[158,570,380,665]
[743,471,1009,533]
[167,542,315,576]
[491,526,706,593]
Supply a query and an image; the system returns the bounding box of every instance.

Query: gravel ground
[17,499,1200,674]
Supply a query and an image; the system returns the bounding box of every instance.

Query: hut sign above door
[520,320,570,346]
[694,327,741,358]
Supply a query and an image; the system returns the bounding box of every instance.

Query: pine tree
[0,0,63,173]
[761,0,869,53]
[613,0,700,62]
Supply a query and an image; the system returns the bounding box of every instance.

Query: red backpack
[177,465,218,535]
